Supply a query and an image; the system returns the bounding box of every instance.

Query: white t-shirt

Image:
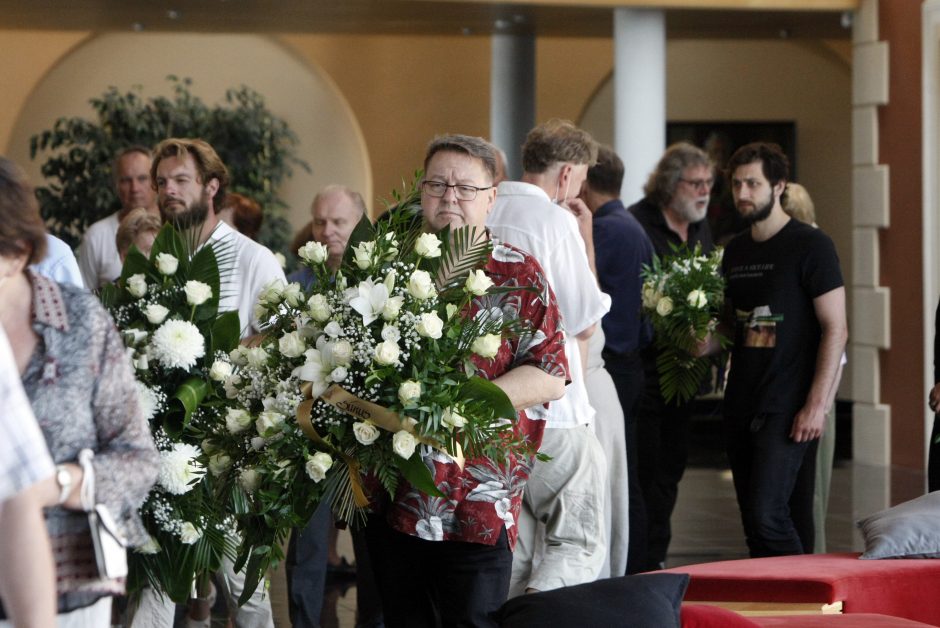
[488,181,611,429]
[32,234,84,289]
[77,212,122,290]
[0,325,54,502]
[205,221,286,339]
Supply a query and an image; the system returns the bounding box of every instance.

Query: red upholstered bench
[682,604,938,627]
[663,552,940,625]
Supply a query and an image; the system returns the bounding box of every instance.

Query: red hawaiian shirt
[386,239,568,548]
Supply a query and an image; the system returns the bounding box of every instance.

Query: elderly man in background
[78,145,159,289]
[365,134,568,627]
[628,142,716,571]
[487,119,611,595]
[285,184,382,628]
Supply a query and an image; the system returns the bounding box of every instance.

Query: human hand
[563,197,593,243]
[789,404,825,442]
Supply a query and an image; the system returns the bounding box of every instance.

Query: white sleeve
[548,222,610,336]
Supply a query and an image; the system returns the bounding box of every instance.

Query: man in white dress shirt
[487,119,611,596]
[77,146,159,289]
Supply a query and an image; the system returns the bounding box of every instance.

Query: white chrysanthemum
[158,443,206,495]
[151,320,205,370]
[136,381,160,421]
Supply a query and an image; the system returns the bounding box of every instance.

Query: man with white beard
[627,142,715,571]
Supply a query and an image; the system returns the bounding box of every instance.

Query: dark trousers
[636,364,692,570]
[603,348,648,575]
[930,414,940,492]
[286,502,331,628]
[724,413,816,557]
[286,503,384,628]
[364,515,511,628]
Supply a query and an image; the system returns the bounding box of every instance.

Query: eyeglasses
[679,178,715,192]
[421,180,493,201]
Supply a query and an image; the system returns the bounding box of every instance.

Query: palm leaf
[433,225,491,293]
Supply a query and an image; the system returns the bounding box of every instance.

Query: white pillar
[614,8,666,202]
[490,32,535,180]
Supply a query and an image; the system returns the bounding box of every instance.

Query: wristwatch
[55,464,73,505]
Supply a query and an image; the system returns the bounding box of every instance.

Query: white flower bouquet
[640,243,728,404]
[101,225,241,603]
[207,204,534,602]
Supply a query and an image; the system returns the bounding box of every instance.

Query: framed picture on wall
[666,120,797,244]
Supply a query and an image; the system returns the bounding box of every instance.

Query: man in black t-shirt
[722,143,847,558]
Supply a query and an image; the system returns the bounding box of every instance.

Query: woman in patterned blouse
[0,157,158,626]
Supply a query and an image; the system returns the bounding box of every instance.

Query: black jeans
[603,348,648,574]
[364,515,511,628]
[724,413,816,557]
[635,360,692,570]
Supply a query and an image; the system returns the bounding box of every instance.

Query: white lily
[349,278,390,326]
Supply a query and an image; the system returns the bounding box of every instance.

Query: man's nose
[441,184,459,201]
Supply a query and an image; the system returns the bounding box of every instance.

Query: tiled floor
[271,456,926,627]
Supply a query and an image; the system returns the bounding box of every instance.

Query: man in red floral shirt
[365,134,569,627]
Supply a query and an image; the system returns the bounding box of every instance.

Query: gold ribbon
[296,383,370,508]
[295,383,465,486]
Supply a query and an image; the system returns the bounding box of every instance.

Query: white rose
[414,232,443,258]
[656,296,674,317]
[278,331,307,358]
[329,366,348,382]
[208,359,233,382]
[687,289,708,309]
[332,340,353,365]
[200,438,218,455]
[184,280,213,306]
[307,294,332,322]
[415,312,444,339]
[353,421,381,445]
[256,410,286,436]
[442,406,468,430]
[258,279,285,306]
[246,347,269,368]
[464,269,494,296]
[407,270,436,300]
[179,522,202,544]
[155,252,179,276]
[229,346,250,366]
[144,303,169,325]
[352,241,375,270]
[136,536,160,555]
[208,453,232,476]
[381,325,401,343]
[392,430,417,459]
[373,340,400,366]
[239,468,260,492]
[225,408,253,434]
[471,333,501,359]
[282,283,304,308]
[298,240,329,264]
[127,273,148,298]
[324,321,343,338]
[382,296,404,321]
[305,452,333,482]
[398,380,422,406]
[274,252,287,269]
[641,283,659,309]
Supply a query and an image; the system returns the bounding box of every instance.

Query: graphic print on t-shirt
[736,305,783,348]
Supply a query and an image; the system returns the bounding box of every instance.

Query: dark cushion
[497,573,689,628]
[856,491,940,559]
[681,604,760,627]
